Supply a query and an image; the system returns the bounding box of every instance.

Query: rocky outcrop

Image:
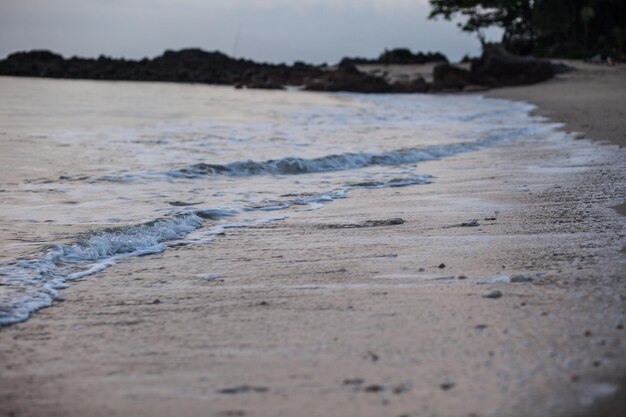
[0,48,324,88]
[432,63,471,90]
[0,46,559,94]
[304,62,393,93]
[470,44,555,87]
[391,77,429,93]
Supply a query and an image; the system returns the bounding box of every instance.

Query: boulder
[391,77,429,93]
[471,44,555,87]
[0,50,66,77]
[432,63,471,90]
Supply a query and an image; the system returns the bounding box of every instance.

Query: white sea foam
[0,211,232,325]
[0,86,560,326]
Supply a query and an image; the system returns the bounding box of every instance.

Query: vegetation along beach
[0,1,625,416]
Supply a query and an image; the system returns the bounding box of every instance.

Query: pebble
[343,378,364,385]
[459,220,480,227]
[218,385,268,394]
[200,274,221,282]
[440,382,455,390]
[484,290,503,299]
[393,383,411,394]
[438,263,446,269]
[510,274,533,283]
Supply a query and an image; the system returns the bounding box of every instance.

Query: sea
[0,76,557,325]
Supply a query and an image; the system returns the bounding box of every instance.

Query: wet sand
[1,64,626,417]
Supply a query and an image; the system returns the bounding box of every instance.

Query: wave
[168,128,531,178]
[0,210,236,326]
[0,123,541,325]
[0,170,435,326]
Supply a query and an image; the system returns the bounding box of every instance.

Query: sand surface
[1,64,626,417]
[487,60,626,148]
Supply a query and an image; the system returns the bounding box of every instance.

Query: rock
[218,385,268,395]
[433,63,471,90]
[484,290,503,299]
[0,48,323,87]
[440,381,455,390]
[199,274,221,282]
[337,60,361,74]
[321,218,405,229]
[391,77,429,93]
[343,378,365,385]
[0,50,66,78]
[459,220,480,227]
[471,44,555,87]
[363,218,405,227]
[510,274,533,283]
[305,65,393,93]
[438,263,446,269]
[245,81,284,90]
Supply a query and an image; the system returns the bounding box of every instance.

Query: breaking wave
[168,128,530,178]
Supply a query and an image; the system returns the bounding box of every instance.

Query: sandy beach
[1,62,625,417]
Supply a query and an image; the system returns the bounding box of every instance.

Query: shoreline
[486,60,626,148]
[483,60,626,417]
[1,64,625,417]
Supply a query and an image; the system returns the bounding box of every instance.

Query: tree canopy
[428,0,626,58]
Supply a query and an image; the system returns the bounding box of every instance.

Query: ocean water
[0,76,556,325]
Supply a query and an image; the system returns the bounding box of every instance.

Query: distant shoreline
[0,45,560,94]
[0,48,447,94]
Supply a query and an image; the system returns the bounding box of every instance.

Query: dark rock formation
[432,63,471,90]
[1,46,558,94]
[0,48,323,88]
[304,62,393,93]
[470,44,555,87]
[391,77,429,93]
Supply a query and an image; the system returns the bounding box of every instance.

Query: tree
[428,0,626,58]
[428,1,535,51]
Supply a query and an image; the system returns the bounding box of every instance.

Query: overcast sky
[0,0,502,63]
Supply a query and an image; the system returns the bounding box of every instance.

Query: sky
[0,0,503,64]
